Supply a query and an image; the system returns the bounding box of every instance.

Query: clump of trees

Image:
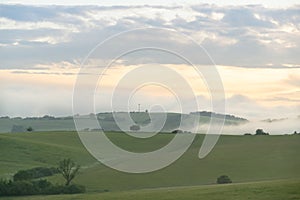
[217,175,232,184]
[0,179,85,196]
[0,159,85,197]
[255,129,269,135]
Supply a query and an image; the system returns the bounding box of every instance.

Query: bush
[0,179,85,197]
[63,184,86,194]
[0,179,9,195]
[44,184,85,195]
[0,180,41,196]
[0,164,85,197]
[217,175,232,184]
[13,167,59,181]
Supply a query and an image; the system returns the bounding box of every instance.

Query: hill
[5,179,300,200]
[0,131,299,193]
[0,111,247,133]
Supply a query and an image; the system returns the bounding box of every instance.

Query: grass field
[5,179,300,200]
[0,131,299,198]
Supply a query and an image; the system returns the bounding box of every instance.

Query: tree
[57,159,80,186]
[171,129,183,134]
[26,127,33,132]
[130,124,140,131]
[255,129,269,135]
[217,175,232,184]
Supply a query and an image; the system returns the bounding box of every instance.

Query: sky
[0,1,299,120]
[1,0,300,7]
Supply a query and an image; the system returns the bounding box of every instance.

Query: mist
[196,117,300,135]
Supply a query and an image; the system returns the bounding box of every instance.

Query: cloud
[0,4,299,69]
[224,94,300,119]
[0,4,299,118]
[285,74,300,87]
[221,7,274,28]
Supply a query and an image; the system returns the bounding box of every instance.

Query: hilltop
[0,111,248,133]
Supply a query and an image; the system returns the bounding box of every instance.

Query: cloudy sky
[0,1,299,119]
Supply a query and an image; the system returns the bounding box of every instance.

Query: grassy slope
[0,132,94,178]
[5,179,300,200]
[0,132,299,193]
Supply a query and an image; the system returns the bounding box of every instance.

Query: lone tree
[58,158,80,186]
[255,129,269,135]
[217,175,232,184]
[26,126,33,132]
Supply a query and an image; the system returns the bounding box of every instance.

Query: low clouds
[219,117,300,135]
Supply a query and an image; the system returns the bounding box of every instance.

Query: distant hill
[190,111,248,122]
[0,111,248,133]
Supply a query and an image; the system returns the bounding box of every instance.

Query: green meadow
[0,131,299,199]
[5,179,300,200]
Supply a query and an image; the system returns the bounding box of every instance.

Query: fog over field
[199,117,300,135]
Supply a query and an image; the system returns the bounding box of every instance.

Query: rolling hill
[0,131,299,193]
[0,111,248,133]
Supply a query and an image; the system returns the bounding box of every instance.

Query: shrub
[63,184,86,194]
[0,179,85,197]
[0,179,9,195]
[13,167,59,181]
[1,180,38,196]
[0,163,85,197]
[44,184,85,195]
[217,175,232,184]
